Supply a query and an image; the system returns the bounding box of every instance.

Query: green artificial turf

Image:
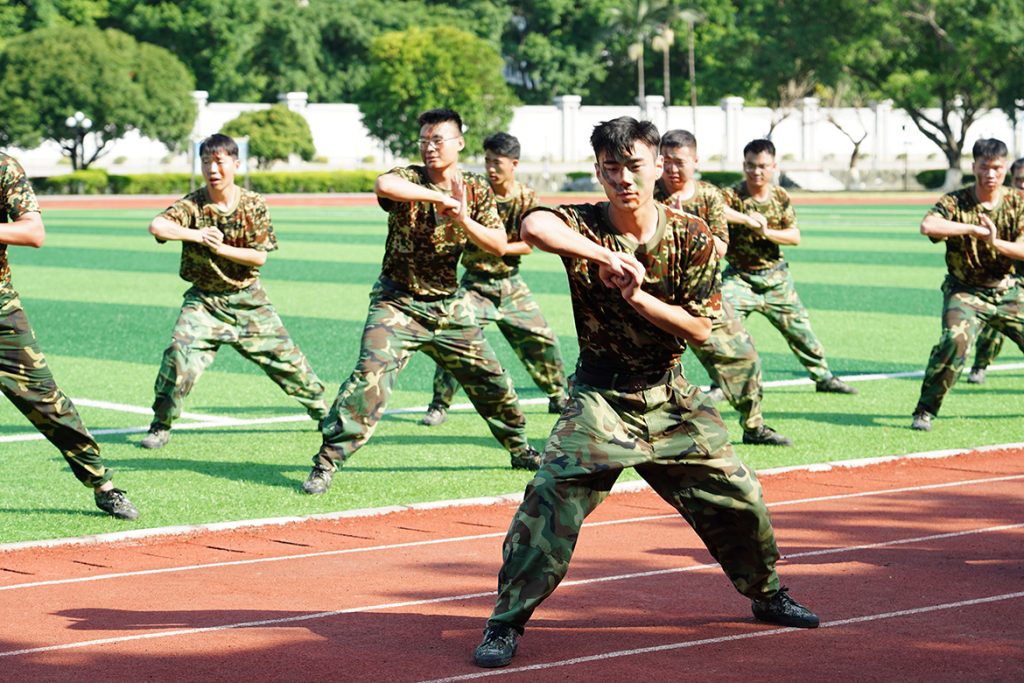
[1,201,1021,544]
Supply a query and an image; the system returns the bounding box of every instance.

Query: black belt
[464,267,518,282]
[575,364,681,392]
[378,276,454,302]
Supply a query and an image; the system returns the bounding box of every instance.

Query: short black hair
[972,138,1008,161]
[1011,158,1024,176]
[483,132,521,160]
[590,116,661,162]
[661,129,697,152]
[743,138,776,159]
[418,108,463,132]
[200,133,239,160]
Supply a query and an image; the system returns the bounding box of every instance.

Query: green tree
[842,0,1024,188]
[0,25,195,169]
[502,0,614,104]
[357,26,518,159]
[221,105,316,169]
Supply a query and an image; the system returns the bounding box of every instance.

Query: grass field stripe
[71,399,229,422]
[2,487,1019,594]
[418,591,1024,682]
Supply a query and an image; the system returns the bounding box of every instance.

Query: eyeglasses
[417,136,461,149]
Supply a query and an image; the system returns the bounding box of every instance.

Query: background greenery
[2,1,1022,175]
[1,199,1020,544]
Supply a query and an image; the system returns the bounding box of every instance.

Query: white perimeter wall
[11,91,1024,177]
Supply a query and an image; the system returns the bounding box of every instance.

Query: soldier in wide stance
[142,133,327,450]
[0,152,138,519]
[303,109,540,495]
[655,129,792,446]
[472,117,818,669]
[911,138,1024,431]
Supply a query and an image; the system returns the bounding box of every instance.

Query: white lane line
[419,591,1024,683]
[4,360,1023,444]
[0,397,551,443]
[2,472,1020,593]
[0,525,1019,659]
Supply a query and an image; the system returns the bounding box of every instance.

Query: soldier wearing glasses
[302,109,540,495]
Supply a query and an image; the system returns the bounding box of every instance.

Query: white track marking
[0,529,1019,659]
[419,592,1024,682]
[2,477,1021,591]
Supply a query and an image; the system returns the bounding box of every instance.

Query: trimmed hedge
[32,169,380,194]
[916,169,976,190]
[698,171,744,188]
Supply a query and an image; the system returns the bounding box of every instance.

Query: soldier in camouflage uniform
[912,139,1024,431]
[655,130,791,446]
[141,134,327,449]
[421,132,567,427]
[720,139,856,395]
[965,157,1024,384]
[0,152,138,519]
[302,109,540,496]
[472,118,818,670]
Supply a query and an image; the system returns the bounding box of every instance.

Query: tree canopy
[0,25,195,169]
[357,25,518,159]
[221,105,316,169]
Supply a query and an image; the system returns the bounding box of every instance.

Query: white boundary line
[3,476,1021,590]
[3,440,1022,554]
[4,361,1023,444]
[419,591,1024,682]
[0,523,1020,659]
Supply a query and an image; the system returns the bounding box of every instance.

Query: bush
[108,173,197,194]
[698,171,744,188]
[31,170,380,194]
[32,169,110,194]
[916,169,975,189]
[247,171,378,193]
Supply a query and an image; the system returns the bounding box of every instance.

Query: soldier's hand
[598,251,644,289]
[199,227,223,252]
[747,212,768,234]
[977,214,996,243]
[437,175,466,223]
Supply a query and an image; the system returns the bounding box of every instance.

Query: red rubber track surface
[1,449,1021,682]
[37,193,934,211]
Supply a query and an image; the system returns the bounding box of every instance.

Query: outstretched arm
[979,214,1024,260]
[521,210,644,286]
[0,211,44,248]
[920,213,989,240]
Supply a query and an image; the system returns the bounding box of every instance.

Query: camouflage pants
[916,276,1024,416]
[487,366,781,633]
[430,271,566,409]
[971,324,1005,371]
[315,279,528,469]
[690,298,764,430]
[152,282,327,427]
[722,264,832,382]
[0,300,111,488]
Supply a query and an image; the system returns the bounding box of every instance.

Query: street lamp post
[64,110,93,171]
[679,9,705,136]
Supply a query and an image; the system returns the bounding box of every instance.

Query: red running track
[1,449,1022,682]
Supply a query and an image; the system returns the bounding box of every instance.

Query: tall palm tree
[612,0,674,103]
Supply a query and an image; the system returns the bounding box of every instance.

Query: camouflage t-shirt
[654,179,728,243]
[377,166,503,297]
[0,152,41,306]
[528,202,720,374]
[460,180,538,277]
[721,182,794,272]
[926,187,1024,287]
[159,187,278,292]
